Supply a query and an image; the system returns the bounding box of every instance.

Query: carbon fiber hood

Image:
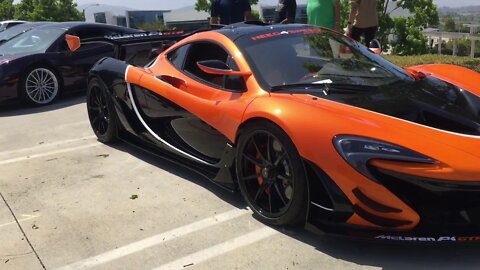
[309,76,480,136]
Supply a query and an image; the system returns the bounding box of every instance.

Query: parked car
[85,23,480,242]
[0,20,27,32]
[0,22,142,106]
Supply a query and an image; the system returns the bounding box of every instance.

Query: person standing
[274,0,297,24]
[307,0,341,31]
[347,0,379,46]
[210,0,252,25]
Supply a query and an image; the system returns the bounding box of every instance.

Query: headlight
[333,135,435,181]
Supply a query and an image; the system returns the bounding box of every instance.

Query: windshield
[0,24,38,43]
[237,27,414,90]
[0,28,63,56]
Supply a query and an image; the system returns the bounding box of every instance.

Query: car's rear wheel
[21,67,60,105]
[236,121,308,226]
[87,78,118,143]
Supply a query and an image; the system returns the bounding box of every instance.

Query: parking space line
[0,136,96,157]
[0,214,39,228]
[0,142,100,165]
[55,208,250,270]
[152,227,278,270]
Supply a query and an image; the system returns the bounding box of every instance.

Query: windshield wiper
[271,82,377,95]
[0,30,30,44]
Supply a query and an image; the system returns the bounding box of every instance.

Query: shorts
[350,26,378,46]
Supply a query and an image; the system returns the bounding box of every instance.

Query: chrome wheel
[25,68,59,105]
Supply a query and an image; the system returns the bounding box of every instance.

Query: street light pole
[82,3,100,22]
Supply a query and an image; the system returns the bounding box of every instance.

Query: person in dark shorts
[347,0,378,46]
[210,0,252,25]
[274,0,297,24]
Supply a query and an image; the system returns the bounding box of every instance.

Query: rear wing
[65,29,207,67]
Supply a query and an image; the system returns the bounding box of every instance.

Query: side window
[183,42,228,88]
[224,57,247,92]
[167,44,190,70]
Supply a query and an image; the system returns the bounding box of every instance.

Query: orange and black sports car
[82,23,480,242]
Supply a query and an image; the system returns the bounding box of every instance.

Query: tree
[13,0,33,20]
[0,0,14,20]
[195,0,259,13]
[356,0,439,55]
[14,0,83,21]
[390,17,429,55]
[444,16,456,32]
[339,0,350,30]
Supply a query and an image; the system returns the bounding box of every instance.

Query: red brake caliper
[255,152,270,194]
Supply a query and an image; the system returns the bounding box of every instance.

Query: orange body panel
[406,64,480,95]
[127,32,267,143]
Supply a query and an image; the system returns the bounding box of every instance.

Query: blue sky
[71,0,480,10]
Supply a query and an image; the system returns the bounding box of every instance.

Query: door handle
[157,75,187,88]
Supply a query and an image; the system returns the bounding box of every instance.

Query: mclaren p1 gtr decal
[375,235,480,242]
[250,28,322,41]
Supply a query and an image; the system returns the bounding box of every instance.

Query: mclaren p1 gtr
[78,23,480,242]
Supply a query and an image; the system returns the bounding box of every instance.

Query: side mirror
[369,39,382,55]
[65,34,80,52]
[197,60,251,76]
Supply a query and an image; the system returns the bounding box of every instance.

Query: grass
[384,54,480,73]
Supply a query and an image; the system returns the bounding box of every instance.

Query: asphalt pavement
[1,95,480,270]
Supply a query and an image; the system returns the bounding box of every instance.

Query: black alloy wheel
[236,122,308,226]
[87,78,118,143]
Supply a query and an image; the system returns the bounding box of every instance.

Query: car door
[132,40,251,165]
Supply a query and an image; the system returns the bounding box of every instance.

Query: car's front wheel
[87,78,118,143]
[21,67,60,106]
[236,121,308,226]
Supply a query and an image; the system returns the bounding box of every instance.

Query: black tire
[236,121,308,226]
[20,66,61,106]
[87,78,118,143]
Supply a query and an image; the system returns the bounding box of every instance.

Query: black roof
[18,21,56,27]
[36,22,139,32]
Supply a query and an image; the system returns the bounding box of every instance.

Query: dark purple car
[0,22,142,106]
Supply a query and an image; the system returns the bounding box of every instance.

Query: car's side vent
[352,188,402,214]
[353,204,412,228]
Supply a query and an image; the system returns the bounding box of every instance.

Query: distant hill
[438,5,480,14]
[438,5,480,25]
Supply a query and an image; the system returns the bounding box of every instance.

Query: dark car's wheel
[236,121,308,226]
[87,78,118,143]
[20,67,60,105]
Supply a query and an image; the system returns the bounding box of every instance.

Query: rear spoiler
[65,29,209,66]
